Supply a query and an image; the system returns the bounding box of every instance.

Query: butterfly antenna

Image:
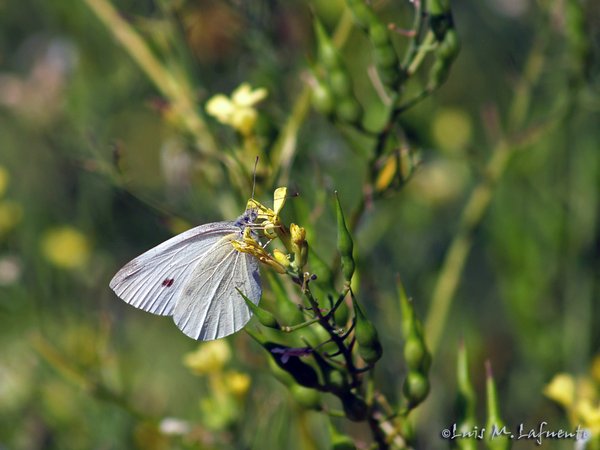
[251,156,259,200]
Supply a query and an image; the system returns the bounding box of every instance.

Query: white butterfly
[109,209,262,341]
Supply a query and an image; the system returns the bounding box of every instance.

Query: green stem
[303,284,359,386]
[281,317,321,333]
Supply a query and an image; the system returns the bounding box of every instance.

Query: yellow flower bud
[273,249,291,268]
[290,223,308,270]
[290,223,306,246]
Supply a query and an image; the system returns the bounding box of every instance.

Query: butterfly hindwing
[173,238,261,341]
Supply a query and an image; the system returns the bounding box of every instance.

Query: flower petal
[206,94,235,122]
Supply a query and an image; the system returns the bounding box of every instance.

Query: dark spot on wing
[162,278,175,287]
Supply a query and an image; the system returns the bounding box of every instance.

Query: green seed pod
[404,335,428,371]
[397,279,431,373]
[266,272,304,325]
[238,288,280,330]
[352,299,383,365]
[438,29,460,61]
[337,391,367,422]
[455,343,477,450]
[373,41,400,88]
[335,98,363,125]
[327,369,348,392]
[267,343,320,389]
[428,0,450,15]
[314,19,340,69]
[313,350,348,393]
[311,79,335,115]
[402,371,430,408]
[334,192,356,282]
[345,0,375,29]
[268,358,323,411]
[267,354,296,386]
[428,0,453,41]
[290,384,323,411]
[398,280,418,338]
[330,69,353,98]
[345,0,400,89]
[428,29,460,88]
[328,421,357,450]
[485,361,510,450]
[398,289,413,340]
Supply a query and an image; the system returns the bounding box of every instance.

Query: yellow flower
[0,200,23,235]
[183,340,231,375]
[205,95,234,122]
[545,363,600,439]
[232,187,293,273]
[223,370,251,397]
[246,186,287,238]
[206,83,267,136]
[0,166,8,197]
[576,398,600,435]
[231,228,287,274]
[543,373,575,408]
[231,83,268,107]
[41,226,91,269]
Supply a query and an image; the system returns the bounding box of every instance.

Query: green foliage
[0,0,599,449]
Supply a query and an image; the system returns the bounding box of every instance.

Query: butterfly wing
[109,222,239,317]
[173,238,261,341]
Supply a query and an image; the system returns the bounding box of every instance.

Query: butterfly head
[234,208,259,229]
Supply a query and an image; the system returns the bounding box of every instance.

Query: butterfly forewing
[109,221,240,317]
[173,237,261,340]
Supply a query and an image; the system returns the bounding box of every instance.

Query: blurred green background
[1,0,599,449]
